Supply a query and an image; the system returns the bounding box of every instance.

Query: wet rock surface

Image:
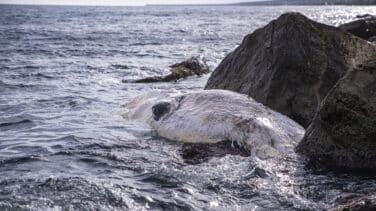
[124,56,210,83]
[297,61,376,171]
[332,194,376,211]
[339,15,376,40]
[205,12,376,128]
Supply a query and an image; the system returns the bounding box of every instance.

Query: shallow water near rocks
[1,4,376,210]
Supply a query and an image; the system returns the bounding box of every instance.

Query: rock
[356,14,374,19]
[169,56,210,76]
[124,56,210,83]
[332,194,376,211]
[205,12,376,128]
[296,61,376,170]
[369,36,376,43]
[124,89,305,160]
[339,15,376,40]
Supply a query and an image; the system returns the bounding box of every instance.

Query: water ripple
[1,4,376,210]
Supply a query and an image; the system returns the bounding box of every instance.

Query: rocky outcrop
[339,15,376,40]
[205,12,376,127]
[296,61,376,170]
[124,56,210,83]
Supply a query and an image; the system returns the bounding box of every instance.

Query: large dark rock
[124,56,210,83]
[339,15,376,40]
[296,61,376,170]
[205,12,376,127]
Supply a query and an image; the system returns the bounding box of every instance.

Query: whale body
[124,90,305,159]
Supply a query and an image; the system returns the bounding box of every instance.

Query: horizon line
[0,2,243,6]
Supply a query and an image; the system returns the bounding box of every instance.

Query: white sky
[0,0,264,6]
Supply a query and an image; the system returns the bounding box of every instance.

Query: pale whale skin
[124,90,305,159]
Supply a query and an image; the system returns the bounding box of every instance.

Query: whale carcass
[124,90,305,159]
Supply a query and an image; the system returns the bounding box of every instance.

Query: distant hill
[235,0,376,5]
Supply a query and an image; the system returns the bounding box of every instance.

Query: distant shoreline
[234,0,376,6]
[0,2,375,7]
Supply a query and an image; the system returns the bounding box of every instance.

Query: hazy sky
[0,0,262,6]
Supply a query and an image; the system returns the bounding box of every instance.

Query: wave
[111,64,131,69]
[0,119,34,131]
[53,149,127,164]
[0,155,42,166]
[129,42,162,46]
[0,81,40,91]
[36,96,94,109]
[33,73,54,79]
[151,13,173,17]
[8,72,55,80]
[0,80,8,87]
[23,65,40,69]
[0,177,129,210]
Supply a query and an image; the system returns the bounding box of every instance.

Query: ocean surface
[1,4,376,210]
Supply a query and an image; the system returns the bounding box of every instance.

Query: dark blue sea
[1,4,376,210]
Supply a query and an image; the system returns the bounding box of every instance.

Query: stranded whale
[124,90,305,159]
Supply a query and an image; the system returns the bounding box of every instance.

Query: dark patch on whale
[152,102,171,121]
[180,141,250,165]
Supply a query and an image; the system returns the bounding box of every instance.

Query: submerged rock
[332,194,376,211]
[356,14,375,19]
[123,89,305,160]
[124,56,210,83]
[339,15,376,40]
[205,12,376,128]
[297,61,376,170]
